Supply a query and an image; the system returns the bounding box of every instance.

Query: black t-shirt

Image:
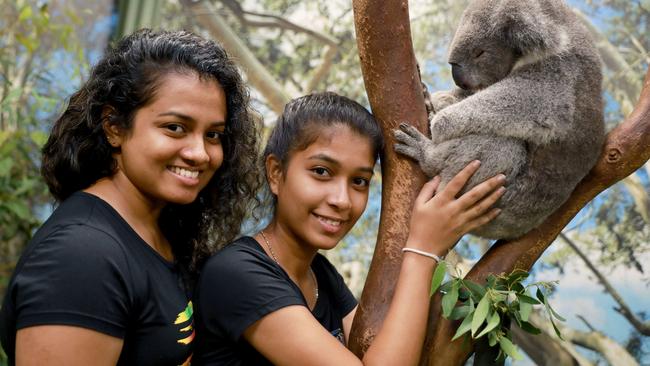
[0,192,194,366]
[193,236,357,366]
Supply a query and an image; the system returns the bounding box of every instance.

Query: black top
[0,192,194,366]
[193,236,357,365]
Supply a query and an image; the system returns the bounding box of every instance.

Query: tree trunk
[349,0,650,365]
[348,0,429,357]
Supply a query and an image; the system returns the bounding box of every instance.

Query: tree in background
[2,0,648,364]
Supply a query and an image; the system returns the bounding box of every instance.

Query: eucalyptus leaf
[488,330,498,347]
[449,305,471,320]
[518,321,542,335]
[442,280,459,318]
[463,279,486,300]
[549,316,565,340]
[471,292,490,336]
[519,301,532,322]
[498,336,523,361]
[516,293,541,305]
[476,311,500,338]
[451,311,474,341]
[431,261,447,294]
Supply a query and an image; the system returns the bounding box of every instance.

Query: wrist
[404,239,449,258]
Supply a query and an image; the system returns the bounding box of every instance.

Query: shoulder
[202,236,272,276]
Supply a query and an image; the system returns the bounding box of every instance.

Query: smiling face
[267,124,375,251]
[107,72,227,207]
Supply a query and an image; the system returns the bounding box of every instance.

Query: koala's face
[448,35,518,92]
[447,0,520,91]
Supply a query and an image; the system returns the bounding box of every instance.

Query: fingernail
[498,174,506,182]
[472,160,481,167]
[498,187,507,194]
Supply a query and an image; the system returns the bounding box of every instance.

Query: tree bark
[348,0,429,357]
[349,0,650,364]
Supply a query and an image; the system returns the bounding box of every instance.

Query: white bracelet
[402,247,444,263]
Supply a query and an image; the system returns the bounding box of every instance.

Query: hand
[406,160,505,256]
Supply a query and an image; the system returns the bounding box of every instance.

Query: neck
[259,220,316,278]
[85,174,172,260]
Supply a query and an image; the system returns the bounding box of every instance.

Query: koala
[395,0,605,239]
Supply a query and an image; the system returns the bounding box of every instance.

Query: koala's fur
[395,0,605,239]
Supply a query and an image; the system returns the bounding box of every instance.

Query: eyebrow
[308,153,375,175]
[158,111,226,126]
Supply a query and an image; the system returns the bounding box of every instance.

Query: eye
[474,50,485,59]
[352,177,371,188]
[164,123,185,134]
[311,167,331,177]
[206,130,223,143]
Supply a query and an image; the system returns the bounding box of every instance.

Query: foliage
[436,267,563,362]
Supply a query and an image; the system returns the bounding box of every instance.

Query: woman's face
[109,72,227,206]
[269,125,375,251]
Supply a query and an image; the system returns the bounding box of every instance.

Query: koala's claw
[393,123,427,161]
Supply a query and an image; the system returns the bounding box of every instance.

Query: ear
[265,154,284,196]
[492,0,564,55]
[101,105,123,148]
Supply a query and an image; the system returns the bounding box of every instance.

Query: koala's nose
[450,63,469,90]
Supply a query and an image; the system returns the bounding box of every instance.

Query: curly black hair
[41,29,262,273]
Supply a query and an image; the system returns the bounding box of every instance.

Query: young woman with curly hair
[0,29,261,365]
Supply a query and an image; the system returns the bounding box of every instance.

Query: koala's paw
[429,91,459,113]
[393,123,429,162]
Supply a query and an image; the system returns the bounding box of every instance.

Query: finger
[463,186,506,221]
[440,160,481,200]
[465,208,502,232]
[456,173,506,208]
[415,176,441,205]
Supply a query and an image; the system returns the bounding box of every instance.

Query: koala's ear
[492,0,564,55]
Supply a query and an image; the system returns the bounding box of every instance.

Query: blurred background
[0,0,648,364]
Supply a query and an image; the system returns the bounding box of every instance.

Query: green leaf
[506,269,529,286]
[464,279,486,300]
[4,201,30,220]
[19,5,33,22]
[536,287,546,303]
[451,311,474,341]
[549,316,564,340]
[442,280,460,318]
[519,301,532,322]
[518,321,542,335]
[516,293,541,305]
[0,158,13,176]
[498,336,523,361]
[488,330,498,347]
[431,261,447,294]
[449,305,471,320]
[476,311,501,338]
[471,292,490,336]
[30,131,48,147]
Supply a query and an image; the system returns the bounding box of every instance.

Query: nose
[181,135,210,165]
[450,63,468,90]
[327,180,352,211]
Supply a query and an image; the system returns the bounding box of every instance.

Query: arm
[430,76,575,145]
[244,162,506,366]
[16,326,122,366]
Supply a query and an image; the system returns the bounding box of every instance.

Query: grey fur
[395,0,605,239]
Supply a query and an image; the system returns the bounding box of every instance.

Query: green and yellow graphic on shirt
[175,301,194,366]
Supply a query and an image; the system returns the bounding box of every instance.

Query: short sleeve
[11,224,132,338]
[196,244,305,342]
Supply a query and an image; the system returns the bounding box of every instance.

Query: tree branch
[218,0,338,93]
[350,1,650,364]
[180,0,289,114]
[560,233,650,336]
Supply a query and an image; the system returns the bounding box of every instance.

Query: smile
[314,214,343,227]
[168,166,200,179]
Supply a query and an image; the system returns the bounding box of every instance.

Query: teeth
[170,166,199,179]
[317,215,341,227]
